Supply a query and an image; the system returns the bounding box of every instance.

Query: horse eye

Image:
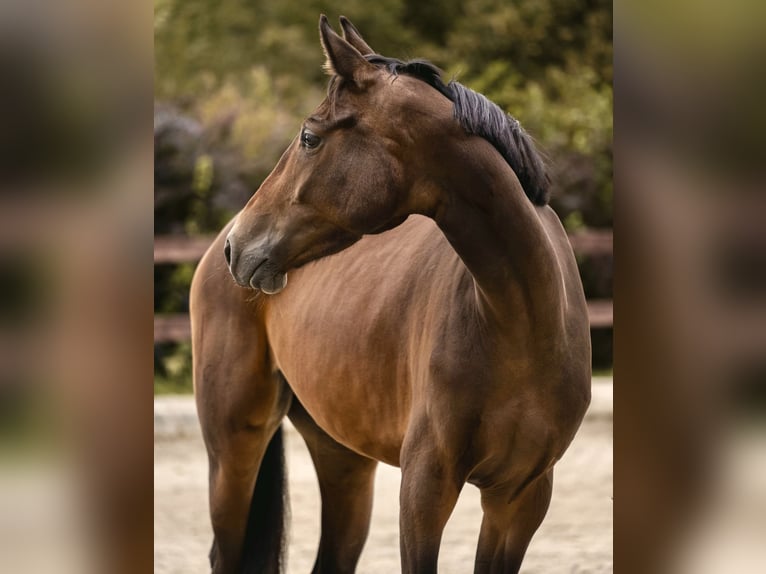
[301,129,322,150]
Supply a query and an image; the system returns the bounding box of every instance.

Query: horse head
[224,16,454,293]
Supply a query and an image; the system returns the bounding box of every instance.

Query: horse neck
[424,139,565,334]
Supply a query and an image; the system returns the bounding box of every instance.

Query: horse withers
[191,15,591,574]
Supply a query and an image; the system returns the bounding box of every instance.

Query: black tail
[241,425,289,573]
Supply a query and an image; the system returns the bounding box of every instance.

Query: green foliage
[564,210,586,233]
[155,0,418,103]
[193,67,322,175]
[154,342,194,394]
[439,0,611,83]
[155,263,195,314]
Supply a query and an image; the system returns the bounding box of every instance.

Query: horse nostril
[224,239,232,266]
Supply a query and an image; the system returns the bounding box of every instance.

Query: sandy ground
[155,393,612,573]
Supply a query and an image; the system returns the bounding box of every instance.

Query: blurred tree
[155,0,419,104]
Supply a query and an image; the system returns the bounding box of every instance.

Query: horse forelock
[324,53,551,206]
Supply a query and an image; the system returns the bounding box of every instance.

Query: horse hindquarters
[191,243,292,574]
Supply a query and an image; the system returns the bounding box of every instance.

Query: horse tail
[240,425,289,573]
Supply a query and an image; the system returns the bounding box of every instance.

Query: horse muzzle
[224,235,288,295]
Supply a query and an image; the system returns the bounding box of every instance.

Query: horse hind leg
[288,397,378,574]
[474,469,554,574]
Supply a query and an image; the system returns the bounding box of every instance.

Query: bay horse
[191,15,591,574]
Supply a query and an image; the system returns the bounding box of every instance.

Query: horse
[191,15,591,574]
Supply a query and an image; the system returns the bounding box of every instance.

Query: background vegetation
[154,0,613,391]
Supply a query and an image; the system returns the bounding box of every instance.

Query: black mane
[364,54,551,206]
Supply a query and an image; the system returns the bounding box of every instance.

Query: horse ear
[339,16,374,56]
[319,14,375,86]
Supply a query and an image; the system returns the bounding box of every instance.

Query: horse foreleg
[195,356,292,574]
[474,469,553,574]
[398,422,464,574]
[288,398,378,574]
[192,305,291,571]
[203,423,286,574]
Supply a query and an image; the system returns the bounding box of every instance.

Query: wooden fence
[154,230,613,342]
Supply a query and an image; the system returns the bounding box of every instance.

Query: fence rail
[154,230,613,342]
[154,235,214,264]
